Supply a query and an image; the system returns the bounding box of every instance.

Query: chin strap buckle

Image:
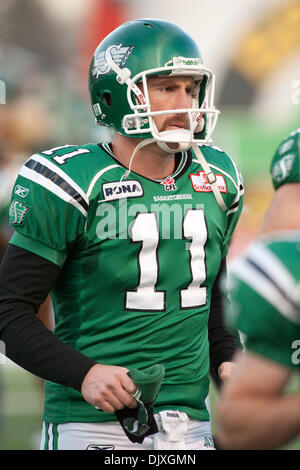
[205,171,217,185]
[192,143,227,212]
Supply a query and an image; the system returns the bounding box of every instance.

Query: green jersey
[226,234,300,370]
[270,128,300,190]
[8,142,243,423]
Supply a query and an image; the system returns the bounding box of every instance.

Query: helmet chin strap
[120,133,192,183]
[97,138,154,203]
[120,135,191,185]
[156,140,191,153]
[155,136,227,212]
[118,139,226,212]
[120,138,155,182]
[191,143,227,211]
[152,123,193,153]
[152,112,205,154]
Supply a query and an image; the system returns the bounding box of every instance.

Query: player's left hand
[218,361,237,382]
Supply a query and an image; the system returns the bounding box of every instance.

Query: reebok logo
[102,181,143,201]
[14,185,29,198]
[86,444,115,450]
[166,411,180,418]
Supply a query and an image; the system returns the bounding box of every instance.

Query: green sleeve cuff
[9,231,67,268]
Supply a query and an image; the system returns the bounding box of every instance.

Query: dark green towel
[115,364,165,443]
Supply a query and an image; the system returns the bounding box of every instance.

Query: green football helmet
[88,18,220,151]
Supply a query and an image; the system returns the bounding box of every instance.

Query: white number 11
[125,209,207,310]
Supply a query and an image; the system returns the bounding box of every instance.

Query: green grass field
[0,364,43,450]
[0,362,299,450]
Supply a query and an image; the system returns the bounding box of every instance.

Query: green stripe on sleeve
[9,231,67,267]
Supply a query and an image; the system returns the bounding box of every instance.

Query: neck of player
[112,133,178,180]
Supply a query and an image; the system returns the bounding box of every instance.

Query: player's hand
[218,361,237,382]
[81,363,138,413]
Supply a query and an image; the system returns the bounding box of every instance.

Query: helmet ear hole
[102,92,112,107]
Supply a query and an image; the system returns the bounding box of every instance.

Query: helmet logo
[92,43,135,78]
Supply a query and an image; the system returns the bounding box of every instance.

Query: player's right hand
[80,363,138,413]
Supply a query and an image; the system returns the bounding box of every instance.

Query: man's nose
[175,88,192,109]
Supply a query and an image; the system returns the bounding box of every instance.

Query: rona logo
[102,180,143,201]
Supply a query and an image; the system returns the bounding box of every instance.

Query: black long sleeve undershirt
[0,244,96,392]
[208,258,242,389]
[0,244,240,393]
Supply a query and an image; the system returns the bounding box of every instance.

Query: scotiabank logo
[190,171,227,193]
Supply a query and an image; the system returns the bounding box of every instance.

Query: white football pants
[40,410,215,450]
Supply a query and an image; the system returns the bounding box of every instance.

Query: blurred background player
[216,129,300,449]
[0,19,243,450]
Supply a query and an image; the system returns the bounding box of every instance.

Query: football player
[0,19,243,450]
[216,129,300,449]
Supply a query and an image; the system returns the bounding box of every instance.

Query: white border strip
[19,164,88,217]
[30,154,89,205]
[230,257,300,324]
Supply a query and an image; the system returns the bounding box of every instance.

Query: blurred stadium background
[0,0,299,450]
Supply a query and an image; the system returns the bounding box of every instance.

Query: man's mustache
[164,116,189,129]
